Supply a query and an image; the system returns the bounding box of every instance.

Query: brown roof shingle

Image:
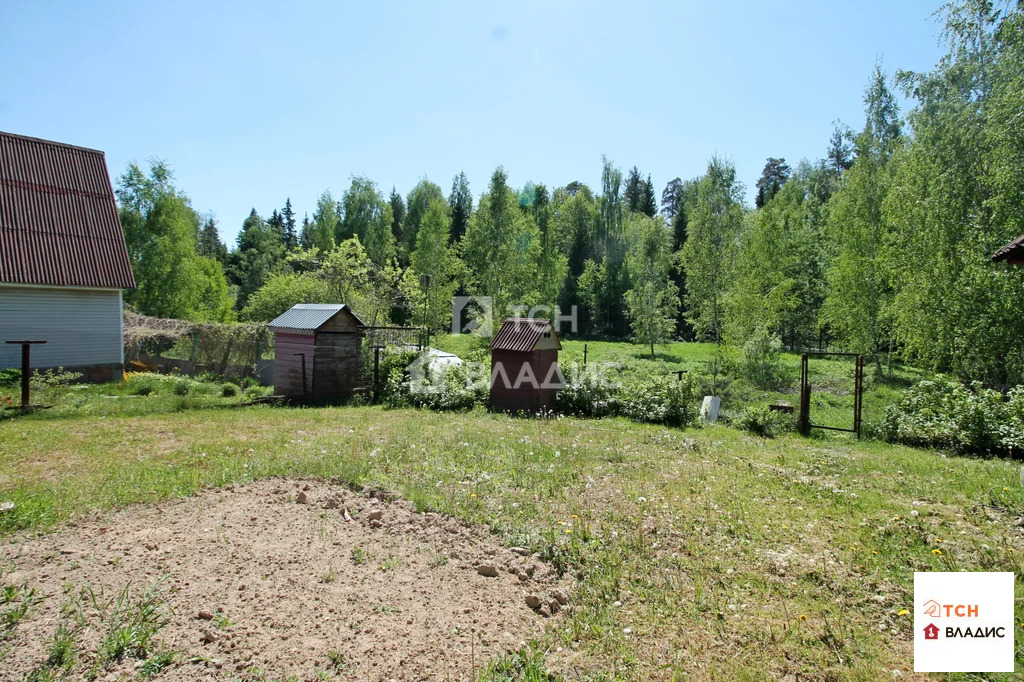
[992,234,1024,264]
[0,131,135,289]
[489,317,558,352]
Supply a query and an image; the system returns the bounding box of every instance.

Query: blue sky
[2,1,946,243]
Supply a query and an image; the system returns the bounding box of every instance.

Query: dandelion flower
[872,550,878,555]
[565,529,572,534]
[1003,487,1009,491]
[932,549,943,555]
[470,493,477,498]
[898,609,909,616]
[799,615,807,622]
[934,538,942,543]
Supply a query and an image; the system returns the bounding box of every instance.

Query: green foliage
[556,361,617,418]
[739,330,785,389]
[172,378,191,396]
[681,157,744,342]
[478,647,559,681]
[404,179,446,256]
[301,190,339,251]
[239,272,330,322]
[736,404,791,438]
[117,162,234,321]
[880,376,1024,456]
[462,167,542,318]
[410,198,460,331]
[618,374,700,427]
[221,382,239,397]
[231,209,286,310]
[624,213,679,355]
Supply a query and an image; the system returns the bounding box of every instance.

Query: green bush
[737,404,791,438]
[172,378,191,396]
[240,376,260,389]
[879,376,1024,455]
[740,331,785,389]
[409,363,486,412]
[221,382,239,397]
[133,383,154,396]
[556,361,617,417]
[619,374,700,427]
[0,369,21,387]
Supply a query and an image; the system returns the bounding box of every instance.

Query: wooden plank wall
[312,333,362,400]
[273,332,315,397]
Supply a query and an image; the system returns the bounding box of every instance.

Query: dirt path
[0,479,569,680]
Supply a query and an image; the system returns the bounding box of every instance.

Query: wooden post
[583,343,588,367]
[5,340,47,408]
[798,353,810,435]
[295,353,307,397]
[373,346,381,403]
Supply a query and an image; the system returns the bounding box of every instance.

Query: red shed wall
[273,332,315,397]
[490,349,560,413]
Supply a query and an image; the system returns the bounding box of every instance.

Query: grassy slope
[1,397,1022,679]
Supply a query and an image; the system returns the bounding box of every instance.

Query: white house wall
[0,285,123,368]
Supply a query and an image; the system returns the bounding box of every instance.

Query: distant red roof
[992,234,1024,265]
[0,131,135,289]
[489,317,561,352]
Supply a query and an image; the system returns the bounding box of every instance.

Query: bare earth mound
[0,479,569,680]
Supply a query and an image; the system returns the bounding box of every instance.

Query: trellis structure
[797,352,865,439]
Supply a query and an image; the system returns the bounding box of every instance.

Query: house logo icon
[922,599,942,618]
[924,623,940,640]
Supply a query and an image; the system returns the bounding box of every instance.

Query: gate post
[798,353,810,435]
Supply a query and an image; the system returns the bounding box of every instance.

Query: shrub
[618,374,700,427]
[740,331,784,388]
[240,376,260,389]
[133,383,154,397]
[879,376,1024,455]
[30,367,83,403]
[556,361,617,418]
[382,367,410,409]
[172,379,191,396]
[221,382,239,397]
[737,404,791,438]
[0,369,21,387]
[410,363,486,412]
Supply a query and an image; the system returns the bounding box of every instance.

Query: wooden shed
[267,304,365,401]
[489,317,563,413]
[992,234,1024,266]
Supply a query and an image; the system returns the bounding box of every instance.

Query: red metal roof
[992,234,1024,264]
[0,131,136,289]
[489,317,560,352]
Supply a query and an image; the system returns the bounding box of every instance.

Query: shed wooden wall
[273,332,315,397]
[0,285,123,371]
[312,333,362,400]
[490,349,560,413]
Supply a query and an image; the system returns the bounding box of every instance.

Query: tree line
[117,0,1024,385]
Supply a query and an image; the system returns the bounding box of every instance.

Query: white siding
[0,286,123,368]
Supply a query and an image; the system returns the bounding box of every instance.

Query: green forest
[118,0,1024,386]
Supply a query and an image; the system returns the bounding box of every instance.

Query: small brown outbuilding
[268,304,365,401]
[489,317,563,413]
[992,234,1024,266]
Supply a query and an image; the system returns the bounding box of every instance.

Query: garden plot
[0,479,569,681]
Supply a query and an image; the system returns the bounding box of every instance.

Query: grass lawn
[2,371,1022,679]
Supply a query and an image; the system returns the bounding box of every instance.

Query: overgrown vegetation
[880,376,1024,456]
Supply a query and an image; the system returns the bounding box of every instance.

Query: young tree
[301,190,338,251]
[623,166,644,214]
[116,160,234,321]
[404,179,445,255]
[624,213,679,356]
[410,198,460,331]
[462,167,542,320]
[821,67,900,371]
[388,186,406,250]
[340,176,383,242]
[680,157,744,342]
[362,201,396,267]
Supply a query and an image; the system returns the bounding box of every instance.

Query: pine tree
[641,175,657,217]
[281,198,297,249]
[448,172,473,243]
[754,158,792,208]
[198,217,227,263]
[623,166,644,213]
[389,186,406,248]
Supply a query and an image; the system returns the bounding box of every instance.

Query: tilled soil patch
[0,479,569,680]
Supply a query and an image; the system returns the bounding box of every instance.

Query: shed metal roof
[0,130,136,289]
[992,234,1024,263]
[267,304,364,331]
[489,317,561,352]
